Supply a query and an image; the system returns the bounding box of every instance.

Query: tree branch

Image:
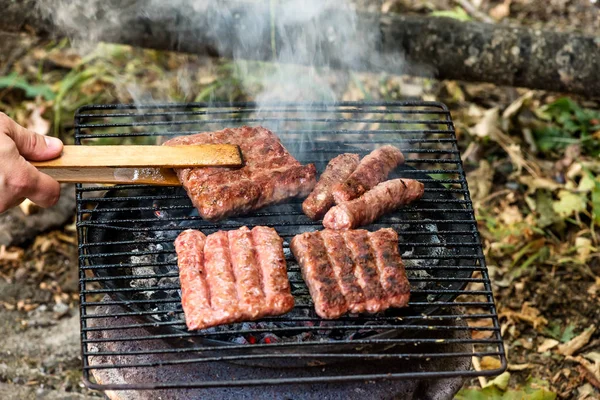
[1,0,599,97]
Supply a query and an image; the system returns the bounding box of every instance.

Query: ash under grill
[77,101,506,390]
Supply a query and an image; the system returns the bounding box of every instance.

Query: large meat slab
[164,126,316,221]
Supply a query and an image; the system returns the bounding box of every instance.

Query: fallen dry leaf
[19,198,40,216]
[585,352,600,364]
[518,175,562,193]
[480,356,502,370]
[558,325,596,356]
[577,383,597,399]
[502,90,534,120]
[589,278,600,298]
[468,318,495,340]
[56,232,78,245]
[538,338,560,353]
[499,205,523,225]
[508,363,534,371]
[575,237,596,264]
[47,49,82,69]
[467,104,485,119]
[467,159,493,203]
[25,103,50,136]
[500,302,548,330]
[0,245,24,262]
[471,107,500,138]
[33,235,58,253]
[567,354,600,390]
[489,0,512,20]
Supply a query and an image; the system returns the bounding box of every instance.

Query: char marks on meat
[175,227,294,331]
[288,231,348,319]
[164,126,316,221]
[302,153,360,220]
[332,145,404,204]
[290,228,410,319]
[323,178,425,230]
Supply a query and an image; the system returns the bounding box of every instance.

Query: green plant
[430,6,472,21]
[533,97,600,156]
[0,73,56,100]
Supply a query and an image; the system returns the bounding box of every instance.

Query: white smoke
[37,0,406,107]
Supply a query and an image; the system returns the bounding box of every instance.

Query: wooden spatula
[31,144,243,186]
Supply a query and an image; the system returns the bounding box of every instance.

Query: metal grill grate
[76,101,506,390]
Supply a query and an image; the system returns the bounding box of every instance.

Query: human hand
[0,112,64,213]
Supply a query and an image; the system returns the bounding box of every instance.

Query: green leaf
[578,173,597,192]
[552,190,587,218]
[536,190,562,228]
[533,126,573,152]
[542,97,582,119]
[430,6,472,21]
[0,73,56,100]
[543,322,563,341]
[592,179,600,226]
[560,323,577,343]
[456,378,556,400]
[484,372,511,391]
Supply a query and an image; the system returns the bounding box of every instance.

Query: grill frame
[76,100,506,390]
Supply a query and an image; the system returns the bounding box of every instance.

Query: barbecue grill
[76,101,506,391]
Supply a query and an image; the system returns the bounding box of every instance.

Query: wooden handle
[31,144,242,185]
[31,144,242,168]
[40,167,182,186]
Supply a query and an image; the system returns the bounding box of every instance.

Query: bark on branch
[2,0,599,97]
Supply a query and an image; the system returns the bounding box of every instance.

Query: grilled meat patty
[290,228,410,319]
[302,153,360,220]
[164,126,316,221]
[175,226,294,331]
[323,178,424,230]
[332,145,404,204]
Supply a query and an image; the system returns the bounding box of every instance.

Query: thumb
[0,113,63,161]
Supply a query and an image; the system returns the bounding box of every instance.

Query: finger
[21,163,61,208]
[0,112,63,161]
[0,197,26,214]
[3,156,61,209]
[7,197,26,210]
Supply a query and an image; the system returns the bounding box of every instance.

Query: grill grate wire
[76,101,506,390]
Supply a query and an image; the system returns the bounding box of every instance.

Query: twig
[477,189,512,205]
[578,365,600,390]
[471,356,488,387]
[454,0,495,24]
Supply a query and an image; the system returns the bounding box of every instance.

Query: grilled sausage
[251,226,295,314]
[228,227,265,319]
[342,230,389,313]
[290,232,348,319]
[302,153,360,220]
[175,226,294,331]
[320,230,366,313]
[332,145,404,204]
[290,228,410,319]
[174,230,213,330]
[368,228,410,308]
[203,231,242,323]
[323,178,424,230]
